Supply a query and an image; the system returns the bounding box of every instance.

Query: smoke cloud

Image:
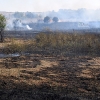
[0,0,100,12]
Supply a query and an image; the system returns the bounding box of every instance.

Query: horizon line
[0,8,100,13]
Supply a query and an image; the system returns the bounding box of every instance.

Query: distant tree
[14,12,24,18]
[0,14,6,42]
[13,19,22,30]
[44,16,50,23]
[25,12,34,18]
[53,17,58,22]
[13,19,18,30]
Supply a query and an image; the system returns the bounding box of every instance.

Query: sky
[0,0,100,12]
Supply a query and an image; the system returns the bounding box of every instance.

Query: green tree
[53,17,58,22]
[44,16,50,23]
[0,14,6,42]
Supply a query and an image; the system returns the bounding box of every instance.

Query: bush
[4,32,100,55]
[5,38,26,53]
[34,32,100,55]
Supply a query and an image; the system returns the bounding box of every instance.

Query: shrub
[4,32,100,55]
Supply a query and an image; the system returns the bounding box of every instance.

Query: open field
[0,31,100,100]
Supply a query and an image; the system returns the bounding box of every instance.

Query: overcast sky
[0,0,100,12]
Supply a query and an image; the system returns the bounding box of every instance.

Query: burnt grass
[0,53,100,100]
[0,32,100,100]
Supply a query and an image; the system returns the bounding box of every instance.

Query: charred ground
[0,31,100,100]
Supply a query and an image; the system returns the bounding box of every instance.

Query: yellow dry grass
[0,59,59,86]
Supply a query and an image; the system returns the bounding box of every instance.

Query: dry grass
[2,32,100,56]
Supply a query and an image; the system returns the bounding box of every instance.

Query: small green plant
[0,14,6,42]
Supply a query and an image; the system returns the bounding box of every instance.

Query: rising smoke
[4,8,100,30]
[6,19,32,30]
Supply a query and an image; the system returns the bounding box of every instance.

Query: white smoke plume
[6,19,32,30]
